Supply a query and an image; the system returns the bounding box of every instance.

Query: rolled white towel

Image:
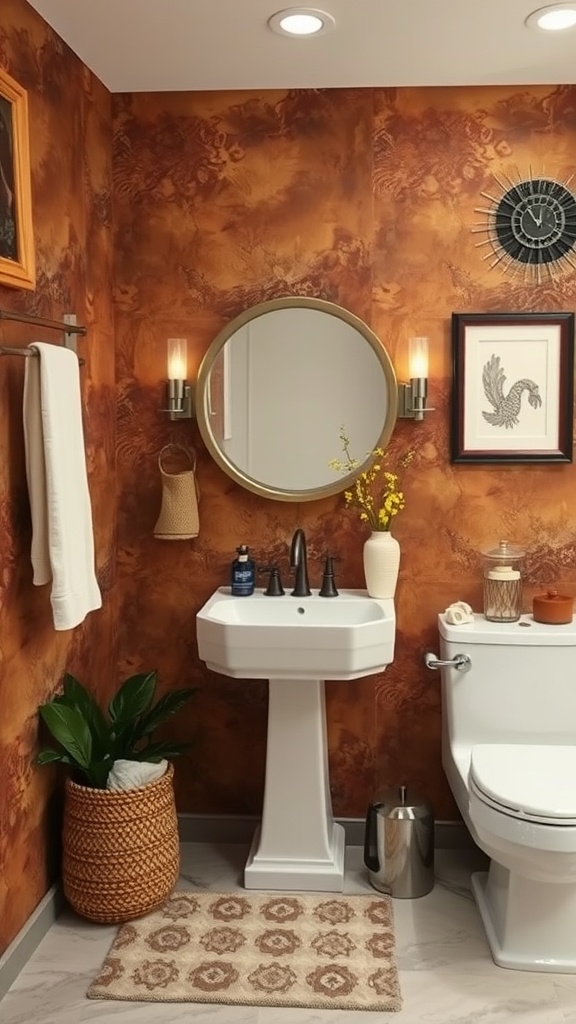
[444,601,474,625]
[106,758,168,792]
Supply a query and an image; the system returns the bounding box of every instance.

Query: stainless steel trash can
[364,785,434,898]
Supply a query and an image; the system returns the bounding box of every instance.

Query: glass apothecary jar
[482,540,525,623]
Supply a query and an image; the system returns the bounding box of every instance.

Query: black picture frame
[451,312,574,464]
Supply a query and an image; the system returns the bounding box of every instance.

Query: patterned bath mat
[87,890,402,1011]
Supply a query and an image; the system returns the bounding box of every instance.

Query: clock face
[474,175,576,278]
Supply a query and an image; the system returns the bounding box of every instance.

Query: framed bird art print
[451,312,574,464]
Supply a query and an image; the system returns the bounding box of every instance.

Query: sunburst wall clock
[473,173,576,282]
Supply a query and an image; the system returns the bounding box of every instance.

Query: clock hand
[529,209,542,228]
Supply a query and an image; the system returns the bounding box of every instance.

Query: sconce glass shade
[398,335,433,421]
[167,337,188,380]
[408,336,429,379]
[164,338,193,419]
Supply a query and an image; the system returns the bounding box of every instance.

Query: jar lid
[487,565,520,580]
[536,588,571,602]
[483,539,525,561]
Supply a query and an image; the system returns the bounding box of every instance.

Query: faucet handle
[258,565,285,596]
[319,555,339,598]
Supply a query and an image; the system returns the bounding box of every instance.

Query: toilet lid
[470,745,576,822]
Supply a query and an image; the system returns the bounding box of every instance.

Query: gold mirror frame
[196,297,398,501]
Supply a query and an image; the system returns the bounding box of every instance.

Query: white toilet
[435,611,576,973]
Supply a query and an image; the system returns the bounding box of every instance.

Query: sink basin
[196,587,395,680]
[196,586,396,893]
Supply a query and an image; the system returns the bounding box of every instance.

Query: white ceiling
[26,0,576,94]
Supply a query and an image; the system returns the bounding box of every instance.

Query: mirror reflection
[196,298,398,501]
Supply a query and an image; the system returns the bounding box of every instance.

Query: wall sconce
[397,336,434,421]
[163,338,194,419]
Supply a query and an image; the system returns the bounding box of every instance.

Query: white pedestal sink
[196,588,395,891]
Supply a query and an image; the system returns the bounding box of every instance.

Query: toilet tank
[438,612,576,747]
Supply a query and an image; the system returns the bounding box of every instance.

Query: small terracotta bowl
[533,589,574,625]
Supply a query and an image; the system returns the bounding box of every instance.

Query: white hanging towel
[23,343,102,630]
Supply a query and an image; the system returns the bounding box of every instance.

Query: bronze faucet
[289,528,312,597]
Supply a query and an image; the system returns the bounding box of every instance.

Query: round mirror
[196,297,398,501]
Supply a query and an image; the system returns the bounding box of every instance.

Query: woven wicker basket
[62,762,179,923]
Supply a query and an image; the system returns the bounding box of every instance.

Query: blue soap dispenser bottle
[231,544,255,596]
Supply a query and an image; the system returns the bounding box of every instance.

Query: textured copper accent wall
[3,0,576,960]
[0,2,115,954]
[113,85,576,828]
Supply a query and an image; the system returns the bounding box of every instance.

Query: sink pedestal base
[244,678,345,891]
[245,822,345,891]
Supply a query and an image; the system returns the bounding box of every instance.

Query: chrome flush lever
[424,652,472,673]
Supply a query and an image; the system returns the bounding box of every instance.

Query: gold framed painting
[0,66,35,290]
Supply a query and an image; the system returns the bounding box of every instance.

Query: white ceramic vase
[363,531,401,599]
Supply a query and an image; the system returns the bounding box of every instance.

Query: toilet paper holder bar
[424,652,472,672]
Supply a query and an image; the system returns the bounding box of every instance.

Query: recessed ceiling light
[525,3,576,30]
[268,8,336,37]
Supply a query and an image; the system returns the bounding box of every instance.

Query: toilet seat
[470,744,576,826]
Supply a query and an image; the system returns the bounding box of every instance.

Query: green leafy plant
[37,671,198,789]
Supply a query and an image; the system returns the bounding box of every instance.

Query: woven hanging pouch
[154,443,200,540]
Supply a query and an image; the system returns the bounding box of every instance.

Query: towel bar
[0,309,86,361]
[0,345,36,356]
[0,309,86,336]
[0,345,85,365]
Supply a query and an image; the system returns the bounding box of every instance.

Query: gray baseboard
[177,813,472,849]
[0,885,65,1002]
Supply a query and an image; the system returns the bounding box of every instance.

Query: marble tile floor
[3,842,576,1023]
